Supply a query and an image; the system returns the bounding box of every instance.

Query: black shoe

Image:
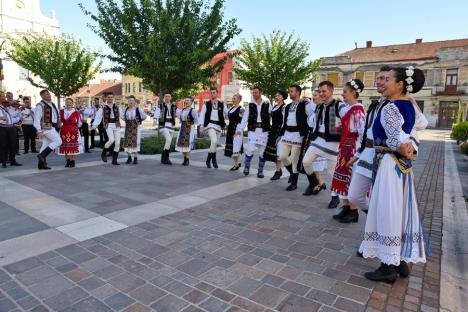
[161,150,166,164]
[212,153,218,169]
[396,261,410,277]
[364,263,398,284]
[24,151,29,154]
[16,152,20,156]
[286,173,298,191]
[362,209,369,214]
[112,151,120,165]
[339,209,359,223]
[10,161,22,166]
[182,157,189,166]
[206,153,212,168]
[311,183,326,195]
[229,164,241,171]
[37,147,52,169]
[101,148,108,163]
[126,156,132,164]
[32,150,39,153]
[270,169,282,181]
[90,146,95,149]
[85,150,91,153]
[165,150,172,165]
[2,163,6,168]
[328,196,340,209]
[356,250,363,258]
[70,160,76,168]
[333,205,350,220]
[133,157,138,165]
[65,159,71,167]
[303,173,319,196]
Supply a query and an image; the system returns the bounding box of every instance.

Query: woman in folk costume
[224,93,245,171]
[359,66,429,283]
[176,97,199,166]
[331,79,366,223]
[123,95,147,165]
[264,90,287,180]
[58,98,82,168]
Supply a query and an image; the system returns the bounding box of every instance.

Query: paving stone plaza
[0,130,466,312]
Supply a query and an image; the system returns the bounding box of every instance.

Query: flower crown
[405,66,415,93]
[348,79,362,93]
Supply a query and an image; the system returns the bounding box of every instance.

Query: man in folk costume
[301,81,348,208]
[199,88,228,168]
[34,90,62,169]
[21,96,38,154]
[236,86,272,178]
[91,92,122,165]
[277,84,315,191]
[0,92,22,167]
[153,92,180,165]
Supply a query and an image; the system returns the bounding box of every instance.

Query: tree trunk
[57,95,61,109]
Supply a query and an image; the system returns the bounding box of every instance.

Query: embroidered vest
[247,102,271,131]
[40,101,59,130]
[124,107,142,124]
[204,101,226,128]
[159,103,176,125]
[103,104,121,128]
[311,99,344,142]
[280,101,308,136]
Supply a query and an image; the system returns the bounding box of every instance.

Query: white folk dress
[176,108,199,153]
[123,108,147,153]
[359,100,428,266]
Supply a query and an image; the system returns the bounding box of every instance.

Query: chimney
[415,38,423,44]
[366,41,373,48]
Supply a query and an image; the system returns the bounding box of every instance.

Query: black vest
[228,106,243,129]
[280,101,308,136]
[203,100,226,128]
[247,102,271,131]
[182,108,195,123]
[311,99,344,142]
[159,103,176,125]
[124,107,142,124]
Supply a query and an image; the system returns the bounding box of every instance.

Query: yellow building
[121,75,154,105]
[317,39,468,128]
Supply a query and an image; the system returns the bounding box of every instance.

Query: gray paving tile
[104,292,136,310]
[128,284,166,305]
[228,277,262,297]
[108,272,145,293]
[199,296,230,312]
[28,274,74,299]
[150,294,189,311]
[4,257,43,274]
[44,286,89,311]
[199,267,241,289]
[61,297,112,312]
[277,294,322,312]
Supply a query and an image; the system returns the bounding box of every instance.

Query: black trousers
[14,126,20,154]
[22,124,36,152]
[0,127,17,164]
[90,120,108,148]
[80,122,90,152]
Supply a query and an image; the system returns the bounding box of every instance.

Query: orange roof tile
[72,80,122,97]
[335,39,468,64]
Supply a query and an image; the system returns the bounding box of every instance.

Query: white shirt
[7,107,22,124]
[34,101,59,132]
[236,100,273,133]
[21,107,34,125]
[199,100,228,131]
[0,106,13,126]
[125,107,148,122]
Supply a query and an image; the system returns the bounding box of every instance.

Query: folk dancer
[58,98,83,167]
[224,93,245,171]
[153,92,180,165]
[236,86,272,178]
[176,97,199,166]
[0,94,22,167]
[199,88,228,169]
[123,95,147,164]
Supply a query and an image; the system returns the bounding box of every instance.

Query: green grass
[139,135,212,154]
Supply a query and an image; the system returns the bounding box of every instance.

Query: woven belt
[365,138,374,148]
[286,126,298,132]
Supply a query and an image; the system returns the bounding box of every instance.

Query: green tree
[6,33,101,107]
[234,30,321,99]
[80,0,241,99]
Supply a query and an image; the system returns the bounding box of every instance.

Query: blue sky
[41,0,468,74]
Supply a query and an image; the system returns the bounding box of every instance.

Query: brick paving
[0,132,447,311]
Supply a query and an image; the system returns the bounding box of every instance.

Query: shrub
[451,121,468,143]
[460,142,468,156]
[139,135,212,154]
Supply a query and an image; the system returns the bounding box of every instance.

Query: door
[438,101,459,128]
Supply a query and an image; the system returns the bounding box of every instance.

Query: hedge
[139,135,212,154]
[451,121,468,143]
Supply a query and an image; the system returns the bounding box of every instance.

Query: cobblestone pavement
[0,130,452,311]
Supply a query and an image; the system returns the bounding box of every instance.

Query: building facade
[317,39,468,128]
[0,0,59,103]
[71,79,122,106]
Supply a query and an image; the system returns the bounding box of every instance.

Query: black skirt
[263,124,282,162]
[224,124,243,157]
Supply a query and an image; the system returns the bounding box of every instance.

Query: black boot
[286,173,298,191]
[339,209,359,223]
[257,157,266,178]
[285,164,293,183]
[328,196,340,209]
[206,153,212,168]
[165,150,172,165]
[161,150,166,163]
[70,160,76,168]
[133,157,138,165]
[10,160,22,166]
[303,173,319,196]
[333,205,350,220]
[65,159,71,168]
[182,157,189,166]
[364,263,398,284]
[356,250,363,258]
[270,169,282,181]
[112,151,120,165]
[396,261,410,277]
[212,152,218,169]
[37,147,52,170]
[126,156,132,164]
[101,148,108,163]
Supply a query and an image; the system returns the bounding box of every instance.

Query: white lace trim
[359,244,426,266]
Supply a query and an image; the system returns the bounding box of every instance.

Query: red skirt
[59,125,80,155]
[331,136,358,196]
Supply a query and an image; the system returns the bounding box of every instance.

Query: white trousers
[105,128,121,152]
[207,128,220,153]
[302,150,336,175]
[160,128,173,150]
[348,170,372,210]
[279,144,301,173]
[41,128,62,151]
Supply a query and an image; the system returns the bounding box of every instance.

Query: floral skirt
[124,120,141,153]
[331,136,358,196]
[176,121,196,153]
